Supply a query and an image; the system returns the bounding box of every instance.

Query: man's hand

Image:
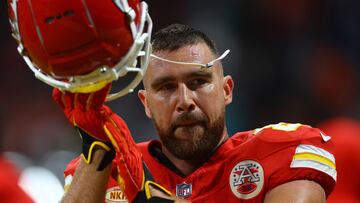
[53,85,173,202]
[52,84,115,167]
[52,84,112,141]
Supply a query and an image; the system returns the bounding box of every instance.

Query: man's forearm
[61,148,112,203]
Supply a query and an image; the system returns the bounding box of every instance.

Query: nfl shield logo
[176,183,192,198]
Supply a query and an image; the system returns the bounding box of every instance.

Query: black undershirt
[147,139,228,178]
[148,141,187,178]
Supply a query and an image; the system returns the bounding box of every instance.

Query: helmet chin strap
[150,49,230,68]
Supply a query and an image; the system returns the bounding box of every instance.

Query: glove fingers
[90,83,112,109]
[75,93,91,111]
[73,83,111,111]
[52,88,66,109]
[63,91,76,113]
[52,88,76,114]
[53,83,111,112]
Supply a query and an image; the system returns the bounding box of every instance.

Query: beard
[153,109,225,160]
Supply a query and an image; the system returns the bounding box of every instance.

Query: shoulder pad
[251,122,329,143]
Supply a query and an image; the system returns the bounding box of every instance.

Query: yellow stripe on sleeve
[293,152,336,170]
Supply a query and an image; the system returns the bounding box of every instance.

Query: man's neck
[161,132,229,177]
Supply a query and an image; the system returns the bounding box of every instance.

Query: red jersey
[64,123,336,202]
[318,118,360,203]
[0,156,34,203]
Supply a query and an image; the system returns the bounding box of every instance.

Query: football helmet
[8,0,152,101]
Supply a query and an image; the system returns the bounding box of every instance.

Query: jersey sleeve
[255,123,336,197]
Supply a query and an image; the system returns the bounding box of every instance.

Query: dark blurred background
[1,0,360,201]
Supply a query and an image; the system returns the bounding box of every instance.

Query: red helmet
[8,0,152,100]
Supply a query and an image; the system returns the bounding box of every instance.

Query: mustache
[171,112,208,129]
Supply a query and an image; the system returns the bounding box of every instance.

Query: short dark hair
[151,24,218,56]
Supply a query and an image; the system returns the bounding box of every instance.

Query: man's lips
[172,113,207,130]
[174,120,200,127]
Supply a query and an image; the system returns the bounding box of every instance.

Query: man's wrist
[76,127,115,170]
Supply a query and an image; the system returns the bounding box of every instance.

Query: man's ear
[223,75,234,106]
[138,90,152,118]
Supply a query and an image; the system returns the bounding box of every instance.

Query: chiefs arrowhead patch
[229,160,264,199]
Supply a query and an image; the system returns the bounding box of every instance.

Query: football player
[10,0,337,202]
[60,24,337,202]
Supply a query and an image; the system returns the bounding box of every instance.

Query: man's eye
[159,83,176,91]
[188,79,206,89]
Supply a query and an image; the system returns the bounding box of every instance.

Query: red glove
[52,84,112,140]
[52,85,172,202]
[52,84,114,166]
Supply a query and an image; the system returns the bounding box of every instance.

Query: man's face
[139,43,233,160]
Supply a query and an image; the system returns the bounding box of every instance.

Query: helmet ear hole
[10,0,153,100]
[63,10,75,17]
[45,16,55,24]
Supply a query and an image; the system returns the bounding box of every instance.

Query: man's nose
[176,84,195,113]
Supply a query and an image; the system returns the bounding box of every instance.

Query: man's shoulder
[232,122,330,146]
[228,123,336,197]
[136,140,151,148]
[136,140,155,155]
[228,122,335,172]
